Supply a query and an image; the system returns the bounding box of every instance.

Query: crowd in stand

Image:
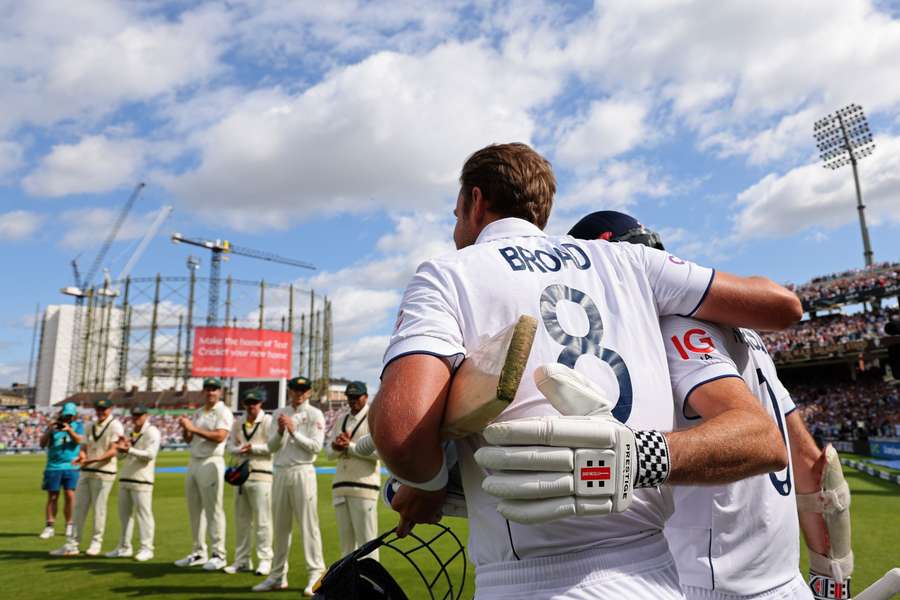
[787,261,900,309]
[0,406,342,451]
[793,377,900,441]
[762,309,896,356]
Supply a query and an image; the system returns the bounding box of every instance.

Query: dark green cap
[203,377,223,389]
[345,381,367,397]
[131,404,148,416]
[95,398,113,409]
[242,388,265,404]
[287,376,311,391]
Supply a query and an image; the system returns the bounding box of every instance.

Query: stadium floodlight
[813,103,876,267]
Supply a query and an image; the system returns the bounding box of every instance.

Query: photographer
[38,402,84,540]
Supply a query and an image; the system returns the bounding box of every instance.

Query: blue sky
[3,0,900,388]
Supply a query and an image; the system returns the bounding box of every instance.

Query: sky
[3,0,900,390]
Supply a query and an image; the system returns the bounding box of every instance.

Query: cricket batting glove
[474,363,671,524]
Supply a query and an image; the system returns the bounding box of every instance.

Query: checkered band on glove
[473,363,675,525]
[634,430,671,488]
[809,573,851,600]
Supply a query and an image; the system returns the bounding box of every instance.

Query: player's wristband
[634,430,671,488]
[392,462,449,492]
[809,572,851,600]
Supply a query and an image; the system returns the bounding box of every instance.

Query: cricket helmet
[311,524,467,600]
[224,459,250,487]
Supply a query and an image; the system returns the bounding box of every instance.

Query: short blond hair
[460,143,556,229]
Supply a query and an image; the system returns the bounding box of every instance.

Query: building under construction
[34,274,333,409]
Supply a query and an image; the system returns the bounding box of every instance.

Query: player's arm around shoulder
[694,271,802,332]
[661,317,788,484]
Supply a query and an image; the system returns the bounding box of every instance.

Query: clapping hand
[278,414,295,434]
[178,416,194,433]
[332,432,350,452]
[239,443,252,455]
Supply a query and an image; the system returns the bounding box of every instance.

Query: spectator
[37,402,84,540]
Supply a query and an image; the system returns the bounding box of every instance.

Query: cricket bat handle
[855,568,900,600]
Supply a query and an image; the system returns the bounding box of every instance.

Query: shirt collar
[474,217,546,245]
[348,403,368,421]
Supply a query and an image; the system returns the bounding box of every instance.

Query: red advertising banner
[192,327,293,379]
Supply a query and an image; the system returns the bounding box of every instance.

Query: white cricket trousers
[185,456,226,558]
[233,480,273,565]
[474,533,685,600]
[683,574,814,600]
[70,477,113,548]
[118,485,154,553]
[270,464,325,585]
[334,496,379,561]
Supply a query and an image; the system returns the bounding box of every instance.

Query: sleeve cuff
[383,335,465,366]
[673,364,743,410]
[681,268,716,318]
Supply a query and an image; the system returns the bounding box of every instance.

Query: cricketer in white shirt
[382,217,715,598]
[661,316,813,600]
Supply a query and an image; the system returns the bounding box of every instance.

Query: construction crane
[62,183,146,298]
[171,233,315,325]
[62,182,146,394]
[116,205,174,282]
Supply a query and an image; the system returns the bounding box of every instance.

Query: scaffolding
[62,275,333,398]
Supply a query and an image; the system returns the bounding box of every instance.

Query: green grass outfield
[0,452,897,599]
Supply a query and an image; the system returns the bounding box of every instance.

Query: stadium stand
[786,261,900,311]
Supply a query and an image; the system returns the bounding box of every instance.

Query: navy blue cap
[568,211,665,250]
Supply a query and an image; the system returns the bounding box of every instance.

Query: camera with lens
[55,420,67,431]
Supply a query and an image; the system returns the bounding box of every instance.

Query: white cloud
[0,141,23,178]
[732,135,900,240]
[0,210,42,241]
[163,40,560,227]
[295,212,455,384]
[331,335,391,389]
[0,1,231,134]
[0,361,28,386]
[555,1,900,164]
[23,135,144,197]
[554,99,650,168]
[553,160,671,217]
[58,207,161,250]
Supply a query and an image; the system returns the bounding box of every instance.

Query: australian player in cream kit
[254,376,326,596]
[324,380,380,560]
[52,397,124,557]
[225,389,274,576]
[370,144,803,600]
[175,377,234,571]
[107,404,161,562]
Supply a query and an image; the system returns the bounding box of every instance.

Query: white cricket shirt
[660,315,800,595]
[268,402,325,467]
[189,401,234,459]
[119,421,161,488]
[383,217,715,569]
[82,415,125,481]
[228,413,274,481]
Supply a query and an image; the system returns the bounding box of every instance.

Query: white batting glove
[474,363,671,524]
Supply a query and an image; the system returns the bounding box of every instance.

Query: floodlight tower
[813,104,876,267]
